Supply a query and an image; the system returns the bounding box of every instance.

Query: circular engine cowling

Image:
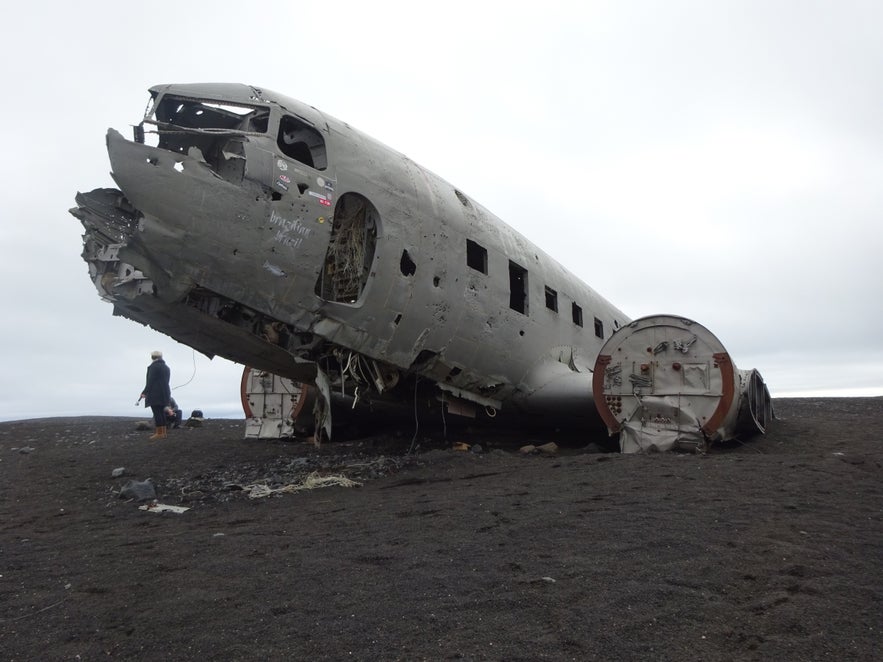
[592,315,770,452]
[240,366,316,438]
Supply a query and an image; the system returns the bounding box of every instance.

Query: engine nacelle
[593,315,771,452]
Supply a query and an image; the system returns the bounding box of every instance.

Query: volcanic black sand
[1,398,880,660]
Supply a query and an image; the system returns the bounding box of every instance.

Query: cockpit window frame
[148,94,271,135]
[276,114,328,171]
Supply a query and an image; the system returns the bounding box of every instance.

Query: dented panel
[593,315,771,452]
[72,83,768,447]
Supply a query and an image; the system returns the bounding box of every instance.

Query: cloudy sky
[1,1,880,421]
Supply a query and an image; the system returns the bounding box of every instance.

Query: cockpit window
[145,95,270,161]
[138,93,327,187]
[153,96,269,133]
[277,115,327,171]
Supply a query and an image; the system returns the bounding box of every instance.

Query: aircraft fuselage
[73,83,768,448]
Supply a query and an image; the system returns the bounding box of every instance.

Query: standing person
[139,351,171,439]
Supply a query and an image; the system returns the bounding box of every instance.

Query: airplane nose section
[105,128,244,229]
[103,128,330,297]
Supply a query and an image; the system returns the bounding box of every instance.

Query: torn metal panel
[312,367,333,442]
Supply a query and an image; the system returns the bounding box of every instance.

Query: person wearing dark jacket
[164,396,183,429]
[139,351,171,439]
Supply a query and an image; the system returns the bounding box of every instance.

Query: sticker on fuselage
[308,190,332,207]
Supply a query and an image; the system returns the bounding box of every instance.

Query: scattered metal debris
[139,503,190,514]
[160,452,417,504]
[241,472,361,498]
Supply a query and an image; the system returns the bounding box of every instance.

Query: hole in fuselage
[400,250,416,276]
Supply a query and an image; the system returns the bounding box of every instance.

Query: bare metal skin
[71,83,767,449]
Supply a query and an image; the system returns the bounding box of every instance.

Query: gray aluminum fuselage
[71,83,772,449]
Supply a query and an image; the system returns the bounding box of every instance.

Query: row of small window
[466,239,606,339]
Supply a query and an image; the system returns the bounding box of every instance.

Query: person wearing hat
[138,351,171,439]
[164,396,183,429]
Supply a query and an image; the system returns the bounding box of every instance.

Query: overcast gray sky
[1,0,880,421]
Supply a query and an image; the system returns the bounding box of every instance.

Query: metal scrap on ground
[138,503,190,514]
[241,471,362,499]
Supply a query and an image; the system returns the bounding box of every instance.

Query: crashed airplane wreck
[71,83,771,452]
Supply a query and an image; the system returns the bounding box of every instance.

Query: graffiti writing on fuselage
[270,209,312,250]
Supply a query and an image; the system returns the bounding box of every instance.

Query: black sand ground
[1,398,880,660]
